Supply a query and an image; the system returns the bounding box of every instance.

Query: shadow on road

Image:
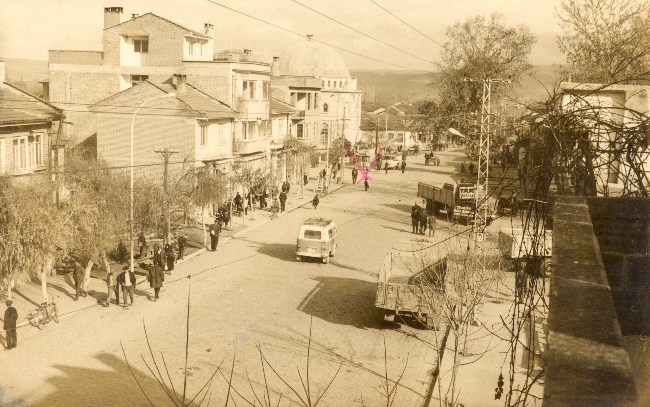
[298,276,384,330]
[31,352,176,407]
[257,243,296,261]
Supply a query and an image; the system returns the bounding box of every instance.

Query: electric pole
[155,147,179,245]
[375,117,379,155]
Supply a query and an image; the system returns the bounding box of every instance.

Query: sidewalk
[0,181,346,332]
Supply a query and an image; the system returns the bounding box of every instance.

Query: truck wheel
[383,311,396,322]
[296,256,302,262]
[323,256,329,264]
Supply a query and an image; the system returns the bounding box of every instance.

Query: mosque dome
[276,39,350,78]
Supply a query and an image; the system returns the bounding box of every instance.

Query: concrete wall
[586,197,650,336]
[545,196,639,406]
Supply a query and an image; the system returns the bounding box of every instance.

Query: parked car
[296,218,338,263]
[383,154,401,169]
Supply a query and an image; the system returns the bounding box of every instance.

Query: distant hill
[0,57,48,95]
[352,65,564,108]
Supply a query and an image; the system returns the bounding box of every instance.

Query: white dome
[276,40,350,78]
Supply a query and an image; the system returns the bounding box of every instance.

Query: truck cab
[296,218,338,263]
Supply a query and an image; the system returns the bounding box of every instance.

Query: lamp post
[130,93,175,275]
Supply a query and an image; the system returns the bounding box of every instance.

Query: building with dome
[270,37,362,149]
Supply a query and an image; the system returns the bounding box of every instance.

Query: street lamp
[129,93,175,276]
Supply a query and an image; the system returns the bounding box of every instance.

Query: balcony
[233,137,270,155]
[236,100,269,121]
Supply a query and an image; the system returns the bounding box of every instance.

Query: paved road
[0,156,466,407]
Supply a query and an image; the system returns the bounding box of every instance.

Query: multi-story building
[270,38,363,149]
[0,61,63,177]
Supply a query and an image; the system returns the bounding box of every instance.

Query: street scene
[1,1,649,406]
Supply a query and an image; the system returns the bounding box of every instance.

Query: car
[383,154,401,169]
[295,218,338,263]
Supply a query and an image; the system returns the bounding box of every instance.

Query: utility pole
[464,77,510,243]
[375,117,379,155]
[340,106,346,184]
[155,147,179,245]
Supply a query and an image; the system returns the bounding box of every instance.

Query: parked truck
[375,240,447,329]
[417,182,482,225]
[498,228,552,276]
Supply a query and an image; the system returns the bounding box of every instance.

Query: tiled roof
[0,86,61,125]
[157,83,236,119]
[270,98,295,115]
[110,13,211,39]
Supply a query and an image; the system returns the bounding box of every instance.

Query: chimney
[204,23,214,38]
[131,13,139,19]
[271,57,279,76]
[104,7,123,29]
[243,49,251,61]
[0,61,5,83]
[173,74,187,93]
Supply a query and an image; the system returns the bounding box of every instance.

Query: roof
[302,218,333,227]
[360,111,409,132]
[0,85,62,125]
[270,98,295,115]
[109,12,211,39]
[90,80,236,119]
[276,40,350,78]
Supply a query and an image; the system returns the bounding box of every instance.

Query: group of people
[411,202,436,237]
[460,161,475,174]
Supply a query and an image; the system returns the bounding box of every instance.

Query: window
[296,124,304,139]
[131,75,149,85]
[303,229,321,240]
[189,42,195,55]
[200,125,208,147]
[34,135,42,165]
[243,81,256,100]
[314,93,319,108]
[13,139,26,169]
[320,123,329,144]
[262,82,269,99]
[339,81,342,88]
[321,80,324,87]
[134,39,149,53]
[323,103,328,113]
[307,93,311,110]
[241,122,248,139]
[327,80,331,87]
[218,124,226,145]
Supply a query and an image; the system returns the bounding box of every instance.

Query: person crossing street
[4,300,18,349]
[279,190,287,212]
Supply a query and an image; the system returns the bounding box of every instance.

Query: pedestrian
[303,173,308,185]
[352,167,358,184]
[270,198,280,219]
[322,168,326,179]
[312,194,319,209]
[104,268,117,307]
[401,161,406,174]
[138,231,147,259]
[73,259,86,301]
[164,243,175,274]
[427,213,436,237]
[234,192,243,215]
[148,263,164,302]
[364,179,370,191]
[177,235,187,260]
[209,221,219,251]
[419,208,428,235]
[384,161,389,174]
[4,300,18,349]
[461,162,466,173]
[118,266,136,308]
[411,203,420,233]
[469,162,475,173]
[332,168,337,180]
[153,244,165,269]
[222,209,230,230]
[279,190,287,212]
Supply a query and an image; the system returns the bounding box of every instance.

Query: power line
[203,0,435,73]
[289,0,435,65]
[368,0,446,50]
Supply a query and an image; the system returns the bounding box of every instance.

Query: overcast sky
[0,0,565,71]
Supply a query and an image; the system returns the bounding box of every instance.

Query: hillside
[0,57,48,95]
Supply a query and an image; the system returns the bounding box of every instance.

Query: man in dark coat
[149,264,165,302]
[73,259,86,301]
[279,191,287,212]
[164,243,175,274]
[177,235,187,260]
[419,209,428,234]
[209,221,220,251]
[364,179,369,191]
[234,192,243,215]
[4,300,18,349]
[138,231,147,258]
[401,161,406,173]
[312,194,319,209]
[117,267,136,308]
[384,161,389,174]
[411,204,421,234]
[352,167,358,184]
[153,244,165,269]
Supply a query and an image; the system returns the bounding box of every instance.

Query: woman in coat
[164,243,175,274]
[149,263,165,301]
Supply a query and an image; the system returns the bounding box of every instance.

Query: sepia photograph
[0,0,649,406]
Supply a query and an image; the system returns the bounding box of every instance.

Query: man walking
[364,179,369,191]
[384,161,389,174]
[419,208,428,235]
[401,161,406,174]
[270,198,280,219]
[177,235,187,260]
[4,300,18,349]
[149,263,164,302]
[352,167,358,184]
[411,203,420,234]
[73,259,86,301]
[461,162,466,173]
[427,213,436,237]
[209,221,219,251]
[104,268,117,307]
[312,194,319,209]
[153,244,165,269]
[279,190,287,212]
[138,231,147,259]
[117,266,136,308]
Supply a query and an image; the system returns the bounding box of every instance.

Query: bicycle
[29,301,59,329]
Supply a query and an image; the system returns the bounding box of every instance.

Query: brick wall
[49,51,103,65]
[48,71,119,105]
[103,14,187,67]
[586,197,650,336]
[186,74,229,103]
[545,195,638,406]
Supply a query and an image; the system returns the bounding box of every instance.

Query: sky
[0,0,566,71]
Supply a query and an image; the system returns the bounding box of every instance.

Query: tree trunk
[7,278,14,300]
[102,251,111,275]
[201,206,208,247]
[41,256,54,304]
[83,260,94,293]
